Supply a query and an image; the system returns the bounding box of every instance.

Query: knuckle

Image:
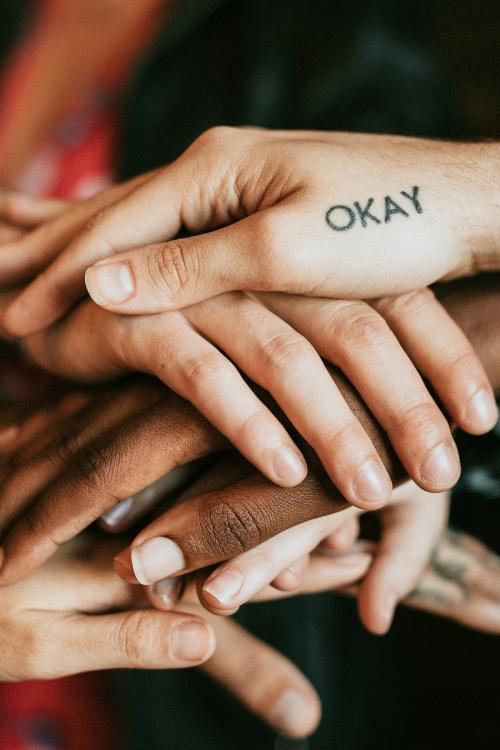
[148,241,198,297]
[259,330,316,371]
[180,351,233,396]
[439,348,481,381]
[51,425,85,467]
[116,611,166,668]
[116,611,151,666]
[392,401,445,438]
[193,125,238,151]
[335,307,391,352]
[199,500,264,557]
[14,619,53,680]
[67,441,119,498]
[376,288,436,318]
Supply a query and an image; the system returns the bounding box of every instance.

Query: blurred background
[0,2,498,749]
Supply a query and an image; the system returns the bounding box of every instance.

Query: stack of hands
[0,129,499,738]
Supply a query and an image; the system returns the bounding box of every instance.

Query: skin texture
[1,525,499,740]
[0,275,497,595]
[0,141,498,501]
[2,129,499,330]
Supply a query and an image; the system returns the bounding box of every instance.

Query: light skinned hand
[0,532,325,739]
[5,285,497,501]
[0,170,496,497]
[2,128,499,337]
[0,274,497,586]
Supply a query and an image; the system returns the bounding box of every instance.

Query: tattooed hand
[2,128,499,336]
[406,528,500,634]
[0,209,497,501]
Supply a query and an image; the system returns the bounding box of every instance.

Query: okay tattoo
[325,186,422,232]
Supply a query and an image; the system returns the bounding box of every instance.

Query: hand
[0,182,496,497]
[143,458,448,636]
[0,532,325,739]
[8,288,497,501]
[0,178,495,497]
[404,528,500,634]
[0,175,154,287]
[0,535,216,681]
[2,128,499,336]
[0,273,497,585]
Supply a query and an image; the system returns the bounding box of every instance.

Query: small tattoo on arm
[326,186,422,232]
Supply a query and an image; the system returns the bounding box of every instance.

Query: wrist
[459,142,500,274]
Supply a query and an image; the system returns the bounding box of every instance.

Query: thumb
[84,213,274,313]
[55,608,216,675]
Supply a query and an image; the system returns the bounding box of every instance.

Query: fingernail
[421,443,460,489]
[353,459,391,504]
[466,388,498,431]
[101,497,134,528]
[203,570,243,605]
[152,577,182,607]
[131,537,185,585]
[273,446,307,485]
[270,690,311,736]
[85,262,134,306]
[171,621,212,662]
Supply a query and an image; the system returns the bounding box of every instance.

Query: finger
[0,394,226,584]
[102,453,251,536]
[202,615,321,738]
[113,466,351,588]
[99,462,207,533]
[252,548,372,602]
[199,509,361,614]
[374,289,498,434]
[357,486,449,634]
[128,312,308,488]
[321,516,360,551]
[83,210,283,314]
[0,392,90,459]
[260,293,461,493]
[187,293,392,508]
[1,171,156,319]
[3,537,139,613]
[0,222,24,243]
[271,555,309,592]
[1,193,70,227]
[0,380,164,537]
[17,608,215,679]
[22,302,308,488]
